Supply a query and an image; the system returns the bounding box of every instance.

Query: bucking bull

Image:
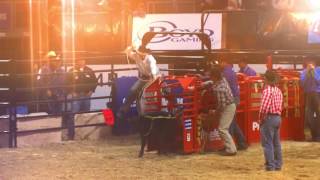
[136,78,183,158]
[135,78,218,157]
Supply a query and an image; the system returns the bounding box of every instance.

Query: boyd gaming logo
[137,21,215,44]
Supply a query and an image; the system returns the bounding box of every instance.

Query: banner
[0,3,10,30]
[308,14,320,44]
[132,13,222,50]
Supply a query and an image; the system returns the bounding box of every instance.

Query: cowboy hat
[136,46,151,55]
[264,70,279,85]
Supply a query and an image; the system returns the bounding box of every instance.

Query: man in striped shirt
[259,70,283,171]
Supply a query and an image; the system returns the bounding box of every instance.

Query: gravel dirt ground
[0,135,320,180]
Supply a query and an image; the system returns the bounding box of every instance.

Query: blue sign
[112,76,138,135]
[0,3,11,30]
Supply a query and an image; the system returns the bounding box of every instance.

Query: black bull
[138,111,180,158]
[136,78,184,157]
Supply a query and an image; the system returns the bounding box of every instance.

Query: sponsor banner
[132,13,222,50]
[0,3,11,30]
[308,14,320,44]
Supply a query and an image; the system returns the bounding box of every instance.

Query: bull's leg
[200,130,207,154]
[139,135,146,158]
[138,116,150,158]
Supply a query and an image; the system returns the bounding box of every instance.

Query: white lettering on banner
[252,122,260,131]
[161,98,168,112]
[187,132,191,142]
[0,13,7,21]
[209,129,221,141]
[177,98,183,105]
[132,14,222,50]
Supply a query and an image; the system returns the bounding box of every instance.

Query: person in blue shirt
[300,58,320,142]
[220,59,248,150]
[238,58,257,76]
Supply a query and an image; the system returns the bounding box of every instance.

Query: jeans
[260,114,282,170]
[118,79,148,117]
[218,103,237,154]
[229,118,247,148]
[229,96,247,148]
[62,94,91,140]
[46,95,63,115]
[305,92,320,141]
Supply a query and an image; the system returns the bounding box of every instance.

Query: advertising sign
[308,14,320,44]
[132,13,222,50]
[0,3,10,30]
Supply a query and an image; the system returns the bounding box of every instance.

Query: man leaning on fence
[238,58,257,76]
[220,59,248,150]
[62,58,98,140]
[37,51,65,115]
[203,65,237,156]
[258,70,283,171]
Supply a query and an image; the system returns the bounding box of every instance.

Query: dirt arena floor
[1,135,320,180]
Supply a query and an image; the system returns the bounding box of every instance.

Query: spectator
[238,58,257,76]
[63,59,98,140]
[220,59,248,150]
[259,70,283,171]
[37,51,65,115]
[203,65,237,156]
[300,58,320,142]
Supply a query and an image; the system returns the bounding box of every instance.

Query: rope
[143,115,176,120]
[197,114,203,148]
[293,78,300,118]
[282,78,289,118]
[254,83,258,93]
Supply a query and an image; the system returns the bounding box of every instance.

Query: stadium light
[309,0,320,10]
[290,12,320,24]
[97,0,107,6]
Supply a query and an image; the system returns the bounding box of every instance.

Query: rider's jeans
[118,79,148,117]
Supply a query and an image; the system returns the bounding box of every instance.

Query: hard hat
[46,51,57,58]
[46,51,61,61]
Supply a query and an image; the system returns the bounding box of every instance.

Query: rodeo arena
[2,0,320,179]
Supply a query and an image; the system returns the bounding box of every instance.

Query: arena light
[29,0,35,90]
[290,12,320,24]
[61,0,77,65]
[71,0,76,68]
[97,0,107,6]
[309,0,320,10]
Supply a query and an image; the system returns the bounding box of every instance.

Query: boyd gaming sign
[308,15,320,44]
[132,14,222,50]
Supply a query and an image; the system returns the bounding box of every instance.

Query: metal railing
[0,57,205,148]
[0,58,144,148]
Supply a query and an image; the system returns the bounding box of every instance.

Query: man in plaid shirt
[204,66,237,156]
[259,70,283,171]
